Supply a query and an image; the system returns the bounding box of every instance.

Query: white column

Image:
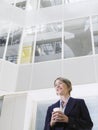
[0,93,37,130]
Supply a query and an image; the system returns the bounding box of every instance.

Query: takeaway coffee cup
[53,107,61,112]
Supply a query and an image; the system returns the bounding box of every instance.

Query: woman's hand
[50,111,69,127]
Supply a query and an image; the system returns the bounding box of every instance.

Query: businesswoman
[44,77,93,130]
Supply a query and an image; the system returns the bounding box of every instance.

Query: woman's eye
[55,82,63,87]
[59,82,63,85]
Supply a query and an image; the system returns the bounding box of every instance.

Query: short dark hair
[54,77,72,94]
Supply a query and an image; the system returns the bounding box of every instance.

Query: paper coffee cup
[53,107,61,112]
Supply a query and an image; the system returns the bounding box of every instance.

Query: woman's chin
[56,91,63,96]
[58,93,63,96]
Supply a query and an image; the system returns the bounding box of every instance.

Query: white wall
[0,60,18,91]
[0,55,98,92]
[62,56,96,85]
[0,60,3,74]
[16,55,98,91]
[31,60,62,90]
[16,64,33,91]
[16,60,62,91]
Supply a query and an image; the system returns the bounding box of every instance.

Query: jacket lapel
[55,100,60,107]
[64,97,76,115]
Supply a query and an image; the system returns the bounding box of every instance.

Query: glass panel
[64,0,92,3]
[35,100,54,130]
[15,0,27,10]
[92,16,98,54]
[4,0,27,10]
[26,0,39,10]
[64,17,92,58]
[40,0,62,8]
[0,21,10,59]
[3,0,16,5]
[6,24,23,63]
[0,98,3,115]
[20,26,35,64]
[35,22,62,62]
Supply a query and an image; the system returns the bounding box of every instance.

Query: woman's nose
[56,85,60,89]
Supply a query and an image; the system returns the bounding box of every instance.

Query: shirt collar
[60,96,70,106]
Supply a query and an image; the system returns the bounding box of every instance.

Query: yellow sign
[20,45,33,63]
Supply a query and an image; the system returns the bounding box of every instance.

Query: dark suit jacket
[44,97,93,130]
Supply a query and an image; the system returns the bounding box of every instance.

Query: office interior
[0,0,98,130]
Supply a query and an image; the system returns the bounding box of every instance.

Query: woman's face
[54,79,70,96]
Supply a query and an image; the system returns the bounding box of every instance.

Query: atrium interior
[0,0,98,130]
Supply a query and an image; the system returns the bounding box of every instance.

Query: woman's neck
[60,94,70,102]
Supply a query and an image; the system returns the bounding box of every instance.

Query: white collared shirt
[60,97,70,112]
